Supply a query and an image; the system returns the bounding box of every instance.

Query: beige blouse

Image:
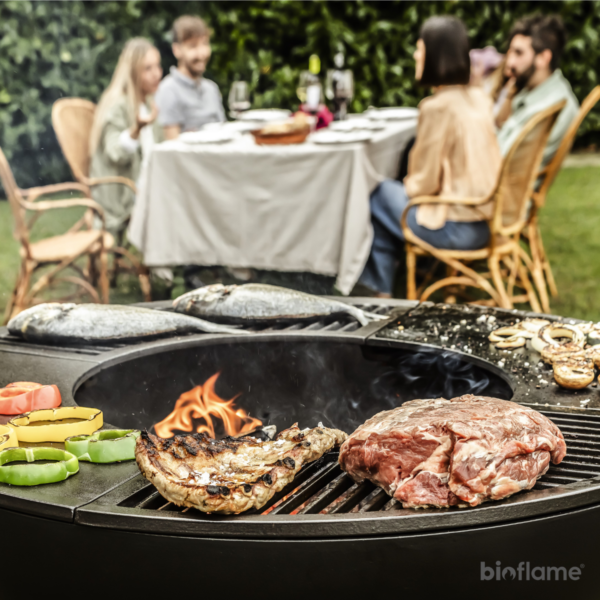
[404,86,501,230]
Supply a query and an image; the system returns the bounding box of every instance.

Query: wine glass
[228,81,251,119]
[326,69,354,120]
[296,71,312,104]
[326,69,354,101]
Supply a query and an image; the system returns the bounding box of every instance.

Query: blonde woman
[89,38,163,237]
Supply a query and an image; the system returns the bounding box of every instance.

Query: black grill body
[1,299,600,599]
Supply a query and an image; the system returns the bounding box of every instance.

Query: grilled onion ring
[520,318,551,334]
[532,323,586,354]
[489,319,550,349]
[553,357,595,390]
[489,327,527,348]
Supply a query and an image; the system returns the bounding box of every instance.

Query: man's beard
[513,62,536,92]
[185,59,206,78]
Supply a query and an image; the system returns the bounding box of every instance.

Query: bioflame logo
[481,561,584,581]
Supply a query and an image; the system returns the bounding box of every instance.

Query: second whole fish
[7,303,248,344]
[172,283,387,326]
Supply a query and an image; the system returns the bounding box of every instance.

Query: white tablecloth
[129,119,416,294]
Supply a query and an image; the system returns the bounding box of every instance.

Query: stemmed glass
[297,71,322,113]
[228,81,251,119]
[326,70,354,120]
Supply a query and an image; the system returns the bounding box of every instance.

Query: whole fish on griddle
[7,303,248,344]
[173,283,387,326]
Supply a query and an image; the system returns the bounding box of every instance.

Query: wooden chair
[403,101,565,312]
[0,148,110,322]
[525,86,600,313]
[51,98,151,301]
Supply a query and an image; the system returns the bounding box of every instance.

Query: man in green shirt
[497,14,579,166]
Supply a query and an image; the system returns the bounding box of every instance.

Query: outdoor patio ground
[1,162,599,322]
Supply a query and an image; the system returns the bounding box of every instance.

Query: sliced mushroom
[586,345,600,369]
[541,342,586,364]
[553,357,595,390]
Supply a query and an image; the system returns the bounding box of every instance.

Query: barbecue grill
[1,298,599,599]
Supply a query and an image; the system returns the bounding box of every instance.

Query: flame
[154,372,262,439]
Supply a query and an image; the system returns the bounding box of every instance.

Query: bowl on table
[250,118,311,146]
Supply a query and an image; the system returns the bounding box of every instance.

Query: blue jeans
[359,180,490,294]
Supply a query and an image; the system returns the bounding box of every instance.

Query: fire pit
[1,298,599,598]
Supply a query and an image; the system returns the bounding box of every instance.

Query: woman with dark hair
[359,16,501,297]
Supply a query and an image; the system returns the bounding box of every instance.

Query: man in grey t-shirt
[155,15,225,139]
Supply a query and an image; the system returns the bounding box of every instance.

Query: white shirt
[118,103,155,185]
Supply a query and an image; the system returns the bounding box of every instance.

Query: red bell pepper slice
[0,382,62,415]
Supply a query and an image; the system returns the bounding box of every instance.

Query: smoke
[369,349,503,404]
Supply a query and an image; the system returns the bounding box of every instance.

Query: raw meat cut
[339,395,566,508]
[136,424,347,514]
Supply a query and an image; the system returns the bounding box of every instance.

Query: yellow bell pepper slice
[8,406,103,443]
[0,424,18,450]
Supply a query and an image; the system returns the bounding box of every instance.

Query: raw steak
[136,424,347,514]
[339,395,566,508]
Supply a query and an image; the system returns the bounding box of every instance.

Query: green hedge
[1,0,599,187]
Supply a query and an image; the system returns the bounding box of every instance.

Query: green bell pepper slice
[65,429,140,463]
[0,447,79,486]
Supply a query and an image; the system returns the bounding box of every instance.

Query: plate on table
[365,107,419,121]
[328,118,386,132]
[178,130,239,144]
[238,109,292,122]
[310,130,374,145]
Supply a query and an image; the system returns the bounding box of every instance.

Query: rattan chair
[51,98,151,301]
[524,86,600,313]
[1,148,110,322]
[402,101,565,311]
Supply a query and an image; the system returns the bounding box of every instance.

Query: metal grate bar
[548,465,600,478]
[382,498,401,511]
[322,481,374,514]
[137,490,166,510]
[268,462,341,515]
[295,472,353,515]
[353,487,390,513]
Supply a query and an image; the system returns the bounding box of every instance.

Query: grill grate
[118,409,600,518]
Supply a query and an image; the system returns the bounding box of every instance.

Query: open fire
[154,372,262,438]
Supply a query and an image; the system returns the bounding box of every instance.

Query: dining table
[128,114,417,294]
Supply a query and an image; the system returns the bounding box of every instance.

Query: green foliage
[0,0,599,187]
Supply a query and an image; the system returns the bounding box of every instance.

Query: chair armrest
[20,182,90,202]
[86,176,137,193]
[21,197,105,225]
[399,194,492,235]
[405,194,492,207]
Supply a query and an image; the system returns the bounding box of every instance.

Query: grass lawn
[0,164,599,321]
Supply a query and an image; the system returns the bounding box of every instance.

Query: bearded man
[155,15,225,140]
[497,14,579,166]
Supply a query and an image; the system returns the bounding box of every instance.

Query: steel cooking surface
[112,409,600,517]
[4,298,600,541]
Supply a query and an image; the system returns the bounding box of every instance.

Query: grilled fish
[173,283,387,326]
[136,424,347,514]
[7,303,247,344]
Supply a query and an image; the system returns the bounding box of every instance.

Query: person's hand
[130,102,159,140]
